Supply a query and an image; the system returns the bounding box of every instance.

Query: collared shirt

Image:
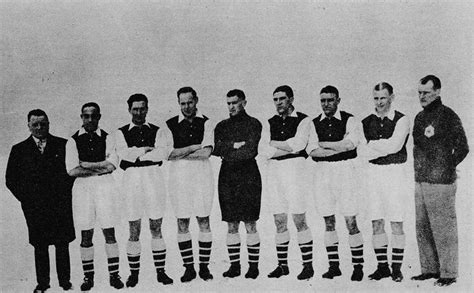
[306,109,360,154]
[115,122,173,164]
[172,110,214,148]
[32,136,47,153]
[360,108,410,160]
[65,127,118,173]
[259,109,310,159]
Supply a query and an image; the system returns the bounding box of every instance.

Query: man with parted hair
[66,102,124,291]
[115,94,174,288]
[6,109,75,293]
[213,89,263,279]
[359,82,410,283]
[411,75,468,287]
[166,87,215,283]
[307,85,365,281]
[259,85,314,280]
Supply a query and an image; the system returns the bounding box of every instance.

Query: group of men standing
[6,74,469,292]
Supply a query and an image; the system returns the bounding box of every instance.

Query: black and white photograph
[1,1,472,292]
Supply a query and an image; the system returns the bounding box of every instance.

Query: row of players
[6,74,468,292]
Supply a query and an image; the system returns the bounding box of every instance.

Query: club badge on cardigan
[424,125,435,138]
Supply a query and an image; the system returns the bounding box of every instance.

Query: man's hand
[143,146,154,153]
[79,161,93,169]
[233,141,246,149]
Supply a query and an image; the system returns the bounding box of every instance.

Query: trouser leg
[34,244,50,287]
[55,243,71,284]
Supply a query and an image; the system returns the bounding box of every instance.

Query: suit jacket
[5,134,75,246]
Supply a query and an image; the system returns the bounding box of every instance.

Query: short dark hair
[320,85,339,99]
[27,109,48,122]
[420,75,441,90]
[127,93,148,109]
[226,89,246,100]
[81,102,101,113]
[177,87,197,100]
[273,85,293,98]
[374,82,393,95]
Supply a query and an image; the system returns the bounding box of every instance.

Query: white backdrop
[1,1,472,292]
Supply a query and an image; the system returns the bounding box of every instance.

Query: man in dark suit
[6,109,75,293]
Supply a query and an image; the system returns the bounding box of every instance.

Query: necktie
[37,139,45,154]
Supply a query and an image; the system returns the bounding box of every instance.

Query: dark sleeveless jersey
[362,111,408,165]
[72,129,108,163]
[312,111,357,162]
[118,123,162,170]
[268,111,308,160]
[166,115,209,148]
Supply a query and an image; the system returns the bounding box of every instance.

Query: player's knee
[177,218,190,233]
[102,227,117,244]
[227,222,239,234]
[372,219,385,234]
[128,220,141,241]
[244,221,257,234]
[293,213,308,232]
[324,215,336,231]
[80,229,94,247]
[345,216,360,234]
[274,213,288,233]
[197,216,211,232]
[390,221,404,235]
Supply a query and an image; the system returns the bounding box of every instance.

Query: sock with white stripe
[324,231,339,268]
[275,230,290,267]
[391,234,405,272]
[226,233,241,267]
[198,232,213,281]
[151,238,167,273]
[178,232,194,267]
[152,238,173,285]
[297,229,314,280]
[349,232,364,267]
[198,232,212,266]
[298,229,313,266]
[127,240,141,276]
[105,243,120,276]
[372,233,389,267]
[223,233,241,278]
[245,232,260,279]
[80,245,94,278]
[349,232,364,281]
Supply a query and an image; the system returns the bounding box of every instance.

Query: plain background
[1,1,472,292]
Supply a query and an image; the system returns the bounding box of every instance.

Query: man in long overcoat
[6,109,75,293]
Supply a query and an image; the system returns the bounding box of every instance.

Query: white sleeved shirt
[359,108,410,160]
[306,109,360,154]
[65,127,118,173]
[258,110,311,160]
[114,122,173,163]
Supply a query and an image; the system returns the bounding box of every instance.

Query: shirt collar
[279,108,298,118]
[373,108,396,120]
[32,136,47,144]
[320,109,342,121]
[128,122,151,131]
[78,127,102,136]
[178,110,204,123]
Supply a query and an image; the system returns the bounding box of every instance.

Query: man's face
[179,92,198,119]
[373,88,393,115]
[273,91,294,116]
[81,106,101,132]
[227,95,246,117]
[28,115,49,139]
[129,101,148,125]
[320,93,340,117]
[418,80,440,108]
